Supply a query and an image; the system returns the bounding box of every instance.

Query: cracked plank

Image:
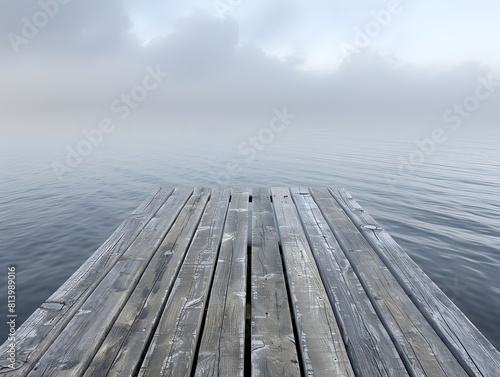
[194,188,250,377]
[83,188,212,376]
[138,189,231,377]
[250,188,300,377]
[309,187,468,377]
[333,187,500,377]
[0,188,174,376]
[271,188,354,377]
[26,188,193,377]
[291,188,408,377]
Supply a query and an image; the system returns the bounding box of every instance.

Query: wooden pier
[1,187,499,376]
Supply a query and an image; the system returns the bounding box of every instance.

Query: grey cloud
[147,11,239,78]
[0,10,498,133]
[0,0,134,56]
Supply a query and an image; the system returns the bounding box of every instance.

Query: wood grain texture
[0,187,174,376]
[2,187,498,377]
[271,188,355,377]
[138,189,231,377]
[194,188,250,377]
[26,188,193,377]
[250,188,300,377]
[290,188,408,377]
[309,187,468,377]
[333,187,500,377]
[83,188,212,377]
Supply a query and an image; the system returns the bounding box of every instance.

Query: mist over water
[1,125,499,350]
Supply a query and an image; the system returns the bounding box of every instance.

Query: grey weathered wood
[271,188,355,377]
[0,187,174,376]
[290,188,408,377]
[2,186,498,377]
[250,188,300,377]
[195,189,250,377]
[333,187,500,377]
[83,188,212,376]
[309,187,468,377]
[27,188,193,377]
[138,189,232,377]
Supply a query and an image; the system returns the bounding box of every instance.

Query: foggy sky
[1,0,499,133]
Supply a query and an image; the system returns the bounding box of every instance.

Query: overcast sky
[1,0,499,134]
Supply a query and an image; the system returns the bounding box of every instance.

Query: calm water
[1,126,499,350]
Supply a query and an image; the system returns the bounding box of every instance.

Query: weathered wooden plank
[250,188,300,377]
[333,187,500,377]
[290,188,408,377]
[0,187,174,376]
[26,187,194,377]
[138,189,232,377]
[4,186,496,377]
[309,187,468,377]
[194,188,250,377]
[83,188,212,376]
[271,188,355,377]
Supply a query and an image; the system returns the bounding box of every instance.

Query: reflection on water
[1,127,499,349]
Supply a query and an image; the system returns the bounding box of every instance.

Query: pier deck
[1,187,499,376]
